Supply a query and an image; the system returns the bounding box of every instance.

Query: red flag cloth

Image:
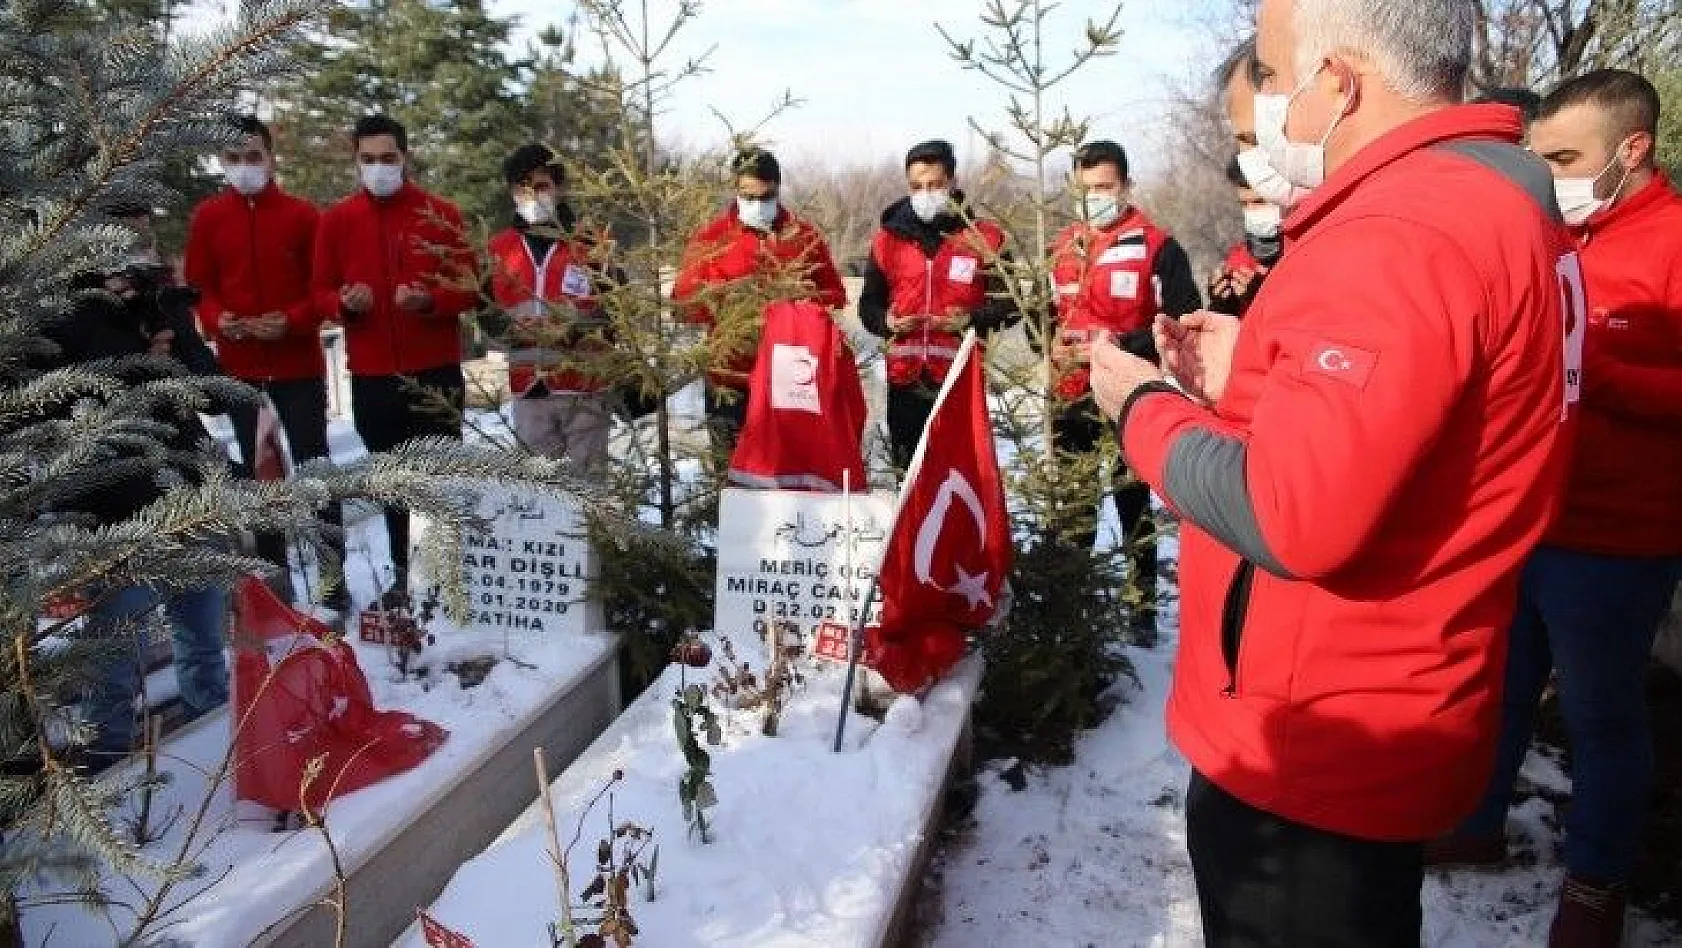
[728,300,867,492]
[868,332,1011,693]
[252,395,291,482]
[230,576,446,814]
[418,910,476,948]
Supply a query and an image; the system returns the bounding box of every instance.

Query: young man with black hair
[858,139,1018,471]
[483,143,620,471]
[1049,139,1201,642]
[1207,155,1282,318]
[672,148,846,451]
[184,115,345,608]
[312,114,477,603]
[1437,69,1682,948]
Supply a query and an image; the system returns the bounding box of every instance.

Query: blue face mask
[736,196,779,231]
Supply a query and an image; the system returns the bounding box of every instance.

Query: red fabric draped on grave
[231,576,446,814]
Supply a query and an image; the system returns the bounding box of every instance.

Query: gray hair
[1293,0,1475,103]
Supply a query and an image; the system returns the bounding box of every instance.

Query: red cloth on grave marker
[231,576,445,814]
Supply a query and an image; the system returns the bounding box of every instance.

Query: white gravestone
[713,487,895,662]
[416,483,596,640]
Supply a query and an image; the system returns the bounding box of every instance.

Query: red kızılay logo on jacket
[770,343,822,414]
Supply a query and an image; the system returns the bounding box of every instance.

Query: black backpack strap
[1434,140,1564,225]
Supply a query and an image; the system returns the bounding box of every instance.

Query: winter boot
[1548,877,1627,948]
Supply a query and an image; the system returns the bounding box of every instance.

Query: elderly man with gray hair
[1086,0,1579,943]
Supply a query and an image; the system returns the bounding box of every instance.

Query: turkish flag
[868,331,1010,693]
[418,909,476,948]
[728,300,867,492]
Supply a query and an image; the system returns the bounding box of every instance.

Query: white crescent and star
[1316,348,1352,372]
[912,469,993,611]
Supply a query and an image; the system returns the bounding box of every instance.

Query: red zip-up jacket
[672,204,846,389]
[184,183,324,381]
[1547,172,1682,557]
[312,182,477,377]
[872,215,1004,387]
[485,227,613,396]
[1049,208,1199,400]
[1119,106,1574,841]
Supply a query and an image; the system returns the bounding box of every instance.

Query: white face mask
[224,162,270,197]
[360,163,404,198]
[1242,204,1283,238]
[1236,147,1310,210]
[910,189,950,222]
[1554,146,1633,227]
[516,194,556,224]
[736,196,779,231]
[1254,65,1350,192]
[1080,193,1122,228]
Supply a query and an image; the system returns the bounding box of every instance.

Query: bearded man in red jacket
[184,115,346,609]
[1436,70,1682,948]
[312,114,477,604]
[1089,0,1575,943]
[672,148,846,454]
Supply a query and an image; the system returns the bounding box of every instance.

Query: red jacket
[873,217,1004,387]
[1049,209,1171,400]
[485,227,611,395]
[312,183,477,377]
[1120,106,1573,841]
[1547,173,1682,557]
[672,205,846,389]
[184,184,324,381]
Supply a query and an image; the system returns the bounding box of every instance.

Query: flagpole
[832,330,980,753]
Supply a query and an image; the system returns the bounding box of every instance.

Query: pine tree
[0,0,597,933]
[936,0,1140,763]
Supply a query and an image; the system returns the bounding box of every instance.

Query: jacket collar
[1576,170,1676,240]
[1284,104,1524,240]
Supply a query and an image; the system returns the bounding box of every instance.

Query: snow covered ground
[925,538,1682,948]
[399,652,982,948]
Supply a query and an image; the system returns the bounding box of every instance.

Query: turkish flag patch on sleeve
[1305,339,1378,389]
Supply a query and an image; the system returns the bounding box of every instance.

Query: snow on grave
[400,488,980,948]
[401,654,983,948]
[18,489,621,948]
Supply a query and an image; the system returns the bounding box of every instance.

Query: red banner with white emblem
[868,331,1010,693]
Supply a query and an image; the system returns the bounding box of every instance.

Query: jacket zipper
[1220,560,1256,697]
[923,257,934,380]
[374,199,399,375]
[247,197,273,383]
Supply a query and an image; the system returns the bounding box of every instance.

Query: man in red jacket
[1207,156,1282,318]
[1087,0,1574,942]
[672,149,846,453]
[184,115,345,608]
[858,139,1017,472]
[484,143,619,472]
[313,114,477,601]
[1048,140,1201,643]
[1437,70,1682,948]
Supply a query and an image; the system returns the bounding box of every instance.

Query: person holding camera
[46,204,231,763]
[184,115,345,610]
[1048,140,1202,642]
